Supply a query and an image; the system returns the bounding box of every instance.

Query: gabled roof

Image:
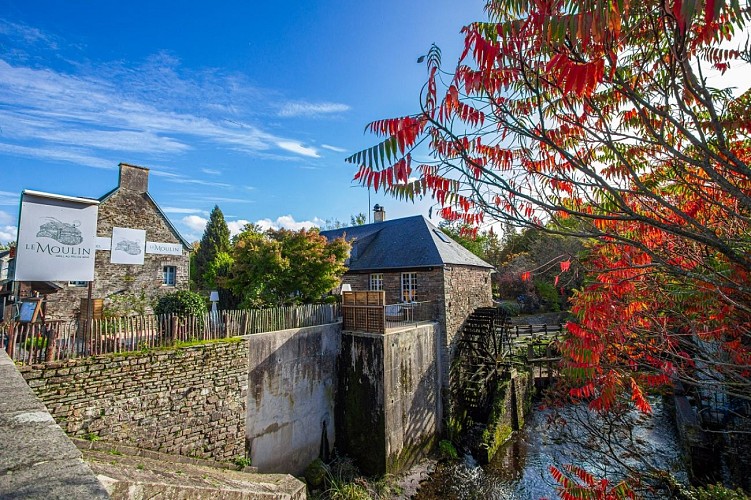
[99,187,191,250]
[320,215,494,271]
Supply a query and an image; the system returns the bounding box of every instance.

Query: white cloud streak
[278,101,350,117]
[276,141,320,158]
[0,50,338,165]
[321,144,347,153]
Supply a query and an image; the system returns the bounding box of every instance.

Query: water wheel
[455,307,513,418]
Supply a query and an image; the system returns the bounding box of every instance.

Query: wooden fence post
[46,325,57,362]
[170,316,178,345]
[6,322,15,360]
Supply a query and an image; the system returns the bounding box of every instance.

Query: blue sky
[0,0,487,243]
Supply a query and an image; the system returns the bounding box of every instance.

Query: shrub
[439,439,459,461]
[154,290,207,316]
[495,300,520,317]
[535,281,560,312]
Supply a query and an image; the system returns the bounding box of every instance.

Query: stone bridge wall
[20,338,248,462]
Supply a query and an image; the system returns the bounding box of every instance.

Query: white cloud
[254,215,324,231]
[0,56,336,163]
[278,101,350,117]
[276,141,320,158]
[0,143,112,170]
[227,219,251,237]
[321,144,347,153]
[163,207,206,215]
[0,210,15,225]
[0,225,17,244]
[181,215,208,234]
[0,192,20,206]
[201,168,221,175]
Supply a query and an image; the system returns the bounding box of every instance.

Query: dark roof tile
[320,215,493,271]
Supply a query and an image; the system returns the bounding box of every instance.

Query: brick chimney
[373,204,385,223]
[118,163,149,193]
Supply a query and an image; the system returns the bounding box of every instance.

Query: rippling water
[418,399,687,499]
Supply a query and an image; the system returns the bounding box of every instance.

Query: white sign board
[145,241,182,255]
[15,191,99,281]
[95,236,111,251]
[110,227,146,264]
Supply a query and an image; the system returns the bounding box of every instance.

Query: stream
[416,399,688,499]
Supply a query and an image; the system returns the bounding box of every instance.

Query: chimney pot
[373,204,385,223]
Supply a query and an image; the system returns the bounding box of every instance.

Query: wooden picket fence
[2,303,341,365]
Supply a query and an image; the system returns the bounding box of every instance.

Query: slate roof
[320,215,494,271]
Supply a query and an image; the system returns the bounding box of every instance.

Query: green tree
[229,226,350,307]
[438,221,489,260]
[193,205,231,289]
[322,212,368,230]
[154,290,207,316]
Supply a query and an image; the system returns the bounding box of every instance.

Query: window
[163,266,177,286]
[68,281,87,287]
[369,273,383,291]
[401,272,417,302]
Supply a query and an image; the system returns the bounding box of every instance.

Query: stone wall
[341,267,444,305]
[45,163,189,320]
[20,339,247,462]
[338,323,440,475]
[442,265,493,404]
[246,323,340,475]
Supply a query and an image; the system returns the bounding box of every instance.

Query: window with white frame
[369,273,383,291]
[163,266,177,286]
[68,281,87,287]
[401,272,417,302]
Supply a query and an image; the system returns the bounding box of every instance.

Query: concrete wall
[246,323,340,475]
[337,323,440,475]
[383,323,442,472]
[0,350,108,499]
[20,339,248,462]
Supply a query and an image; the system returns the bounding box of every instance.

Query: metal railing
[342,299,436,334]
[384,301,435,330]
[1,303,341,365]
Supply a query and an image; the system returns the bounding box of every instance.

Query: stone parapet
[0,349,109,499]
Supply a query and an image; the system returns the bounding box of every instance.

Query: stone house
[10,163,191,320]
[320,209,495,399]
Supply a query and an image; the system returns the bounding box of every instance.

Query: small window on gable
[370,273,383,291]
[163,266,177,286]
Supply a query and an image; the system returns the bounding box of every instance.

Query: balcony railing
[341,291,435,334]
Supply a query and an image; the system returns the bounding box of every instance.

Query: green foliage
[84,432,100,442]
[24,335,48,350]
[327,483,370,500]
[154,290,207,316]
[194,205,231,289]
[439,221,489,260]
[682,484,750,500]
[495,300,520,317]
[535,281,560,312]
[439,440,459,461]
[445,410,468,443]
[229,226,350,308]
[322,213,368,230]
[203,251,234,290]
[233,455,252,469]
[305,458,328,489]
[104,290,150,318]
